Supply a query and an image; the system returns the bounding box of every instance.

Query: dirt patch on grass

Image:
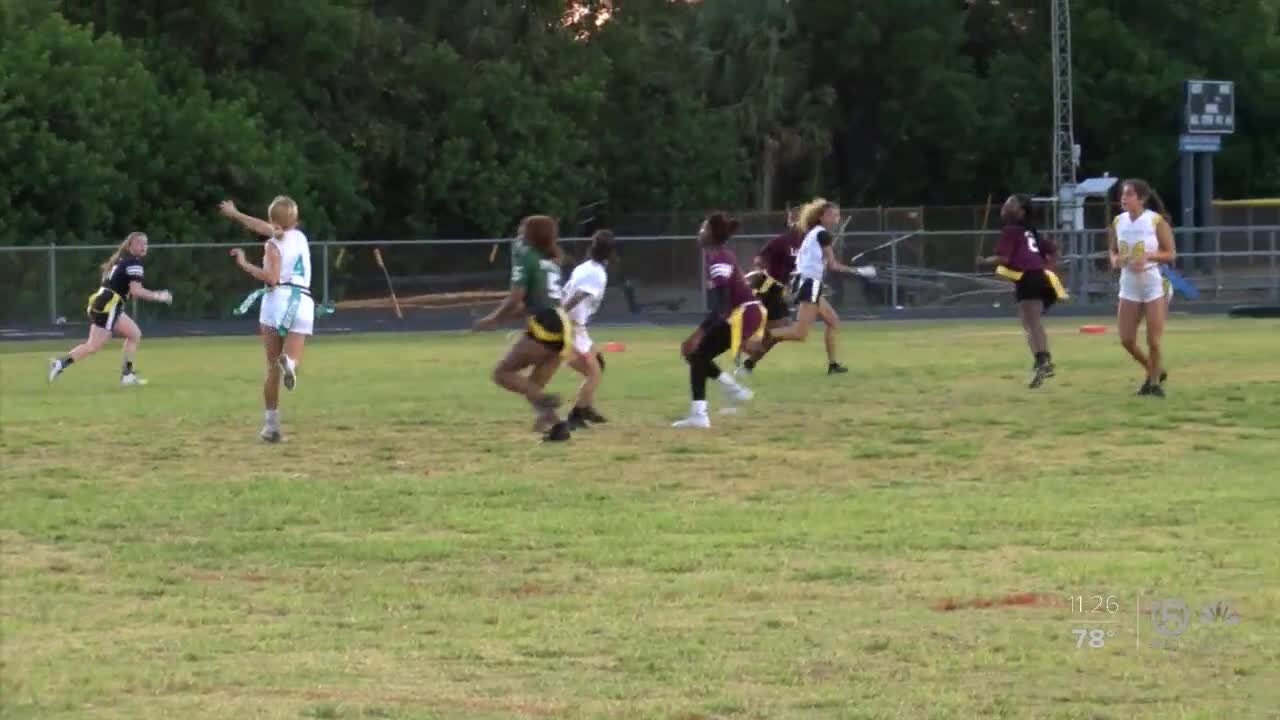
[932,591,1064,612]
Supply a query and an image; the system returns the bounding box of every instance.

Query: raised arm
[230,242,282,286]
[219,200,281,239]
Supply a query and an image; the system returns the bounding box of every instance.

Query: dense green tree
[3,0,1278,252]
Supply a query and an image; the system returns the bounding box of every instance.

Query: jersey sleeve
[125,258,144,280]
[707,255,735,289]
[816,230,834,247]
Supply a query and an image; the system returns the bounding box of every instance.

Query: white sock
[691,400,708,416]
[282,354,296,371]
[717,374,740,389]
[265,409,280,426]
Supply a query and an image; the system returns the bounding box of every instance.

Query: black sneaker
[828,363,849,375]
[1159,370,1168,384]
[542,422,571,442]
[1028,364,1050,389]
[581,406,608,424]
[1043,362,1056,378]
[1136,379,1153,396]
[1149,384,1166,398]
[567,409,590,430]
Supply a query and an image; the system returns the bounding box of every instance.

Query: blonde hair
[795,198,836,232]
[268,196,299,229]
[101,232,146,274]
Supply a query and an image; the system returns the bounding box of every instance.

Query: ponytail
[797,198,835,232]
[1147,190,1171,222]
[100,232,144,274]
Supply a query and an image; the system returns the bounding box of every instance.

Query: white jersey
[272,228,311,290]
[1114,210,1163,302]
[562,259,608,326]
[795,224,831,281]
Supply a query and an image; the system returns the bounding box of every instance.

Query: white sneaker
[48,359,63,383]
[672,413,711,428]
[120,373,148,386]
[278,355,297,391]
[260,425,282,443]
[720,380,753,404]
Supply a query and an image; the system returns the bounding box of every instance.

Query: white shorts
[259,287,315,335]
[1118,269,1166,304]
[571,325,593,355]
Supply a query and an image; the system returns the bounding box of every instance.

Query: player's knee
[1120,336,1139,352]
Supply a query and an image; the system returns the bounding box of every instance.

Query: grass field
[3,317,1280,720]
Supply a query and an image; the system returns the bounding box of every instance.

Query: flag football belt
[996,266,1069,301]
[233,284,334,336]
[86,287,122,315]
[527,307,574,359]
[728,301,766,356]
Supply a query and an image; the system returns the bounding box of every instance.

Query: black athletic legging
[686,322,733,400]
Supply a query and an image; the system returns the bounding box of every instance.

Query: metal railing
[3,226,1277,326]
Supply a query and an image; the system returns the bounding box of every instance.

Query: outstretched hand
[218,200,238,218]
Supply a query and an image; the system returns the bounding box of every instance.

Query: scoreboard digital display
[1184,80,1235,134]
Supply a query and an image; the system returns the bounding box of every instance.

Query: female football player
[1109,179,1175,396]
[48,232,172,386]
[473,215,572,442]
[983,194,1065,388]
[560,230,614,429]
[761,199,869,374]
[221,196,314,441]
[671,212,761,428]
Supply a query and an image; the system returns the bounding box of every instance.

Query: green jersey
[510,239,563,313]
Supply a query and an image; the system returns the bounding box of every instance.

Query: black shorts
[760,284,790,323]
[1014,269,1057,310]
[696,320,733,359]
[790,276,823,305]
[525,307,566,352]
[86,288,124,331]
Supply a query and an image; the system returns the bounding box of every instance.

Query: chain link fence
[3,226,1278,328]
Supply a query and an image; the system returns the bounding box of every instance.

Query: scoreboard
[1184,80,1235,135]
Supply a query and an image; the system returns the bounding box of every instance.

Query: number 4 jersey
[274,229,311,290]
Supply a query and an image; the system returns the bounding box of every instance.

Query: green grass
[2,317,1279,720]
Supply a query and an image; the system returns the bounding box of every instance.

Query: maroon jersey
[757,229,802,280]
[705,246,754,309]
[996,224,1056,272]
